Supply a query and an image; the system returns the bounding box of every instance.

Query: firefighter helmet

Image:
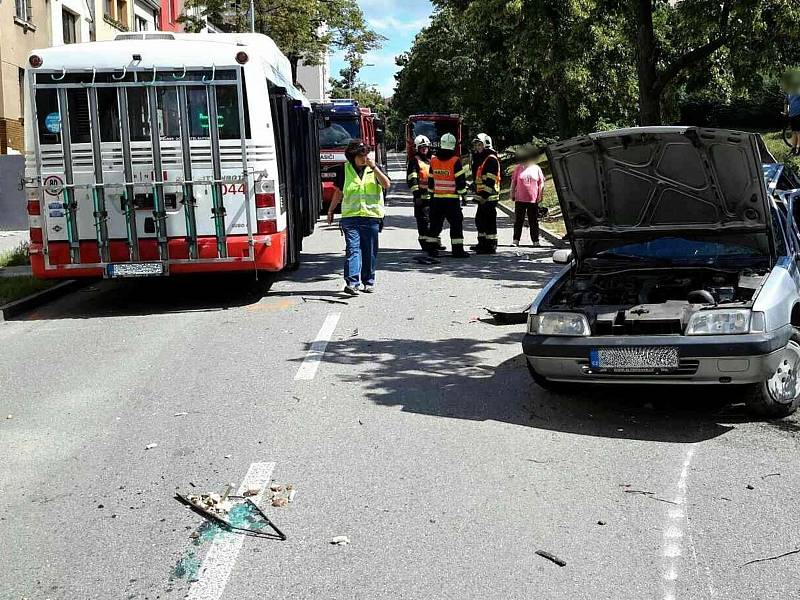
[440,133,457,150]
[414,135,431,149]
[473,133,493,150]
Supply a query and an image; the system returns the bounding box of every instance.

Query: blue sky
[330,0,434,97]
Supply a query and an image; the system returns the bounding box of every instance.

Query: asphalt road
[2,153,800,600]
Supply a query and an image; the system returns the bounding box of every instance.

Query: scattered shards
[174,412,189,417]
[597,520,606,526]
[623,489,677,505]
[301,297,348,305]
[331,535,350,546]
[272,497,289,507]
[741,547,800,567]
[176,491,286,540]
[746,484,755,490]
[224,455,232,459]
[483,306,530,325]
[145,443,158,450]
[5,415,12,420]
[761,473,781,479]
[268,483,295,506]
[535,550,566,567]
[243,487,261,498]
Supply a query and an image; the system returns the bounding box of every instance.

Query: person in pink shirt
[510,155,545,246]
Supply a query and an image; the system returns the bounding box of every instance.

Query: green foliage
[0,242,30,268]
[179,0,383,84]
[0,276,53,306]
[393,0,800,144]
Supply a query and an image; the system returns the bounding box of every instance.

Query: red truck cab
[314,100,387,211]
[406,114,463,161]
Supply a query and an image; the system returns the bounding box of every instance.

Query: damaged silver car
[523,126,800,417]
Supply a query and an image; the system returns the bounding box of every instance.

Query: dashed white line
[294,313,341,381]
[661,445,698,600]
[185,461,276,600]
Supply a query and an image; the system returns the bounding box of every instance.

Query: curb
[0,279,85,322]
[496,202,568,249]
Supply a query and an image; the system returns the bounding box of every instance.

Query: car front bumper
[522,326,794,384]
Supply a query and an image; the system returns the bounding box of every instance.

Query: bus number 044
[221,183,246,195]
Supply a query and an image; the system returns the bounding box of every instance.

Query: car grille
[578,359,700,377]
[593,320,683,335]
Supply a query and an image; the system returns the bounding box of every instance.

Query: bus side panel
[31,232,287,278]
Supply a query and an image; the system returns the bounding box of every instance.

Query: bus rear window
[36,89,61,145]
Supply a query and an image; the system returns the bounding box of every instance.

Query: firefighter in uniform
[471,133,501,254]
[407,135,433,251]
[427,133,470,258]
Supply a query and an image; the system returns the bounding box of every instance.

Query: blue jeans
[341,216,380,287]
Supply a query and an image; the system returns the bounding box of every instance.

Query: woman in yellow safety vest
[327,140,392,295]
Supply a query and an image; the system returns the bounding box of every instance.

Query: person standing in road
[427,133,470,258]
[407,135,433,251]
[510,153,545,247]
[471,133,501,254]
[327,140,392,295]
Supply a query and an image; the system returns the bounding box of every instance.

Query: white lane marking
[661,445,698,600]
[185,462,276,600]
[294,313,341,381]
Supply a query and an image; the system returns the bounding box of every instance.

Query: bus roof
[29,33,310,106]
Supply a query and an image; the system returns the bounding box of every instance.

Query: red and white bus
[24,32,322,279]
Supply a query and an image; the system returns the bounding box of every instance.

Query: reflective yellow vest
[342,161,384,218]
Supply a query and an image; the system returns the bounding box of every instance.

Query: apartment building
[0,0,51,152]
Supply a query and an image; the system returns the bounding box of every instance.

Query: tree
[632,0,800,124]
[179,0,383,86]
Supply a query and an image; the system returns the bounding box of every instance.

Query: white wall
[50,0,92,45]
[297,56,330,103]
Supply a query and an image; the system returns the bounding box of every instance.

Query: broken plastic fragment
[330,535,350,545]
[288,489,297,503]
[145,443,158,450]
[174,412,189,417]
[272,497,288,507]
[243,487,261,497]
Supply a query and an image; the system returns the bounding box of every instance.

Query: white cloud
[368,15,430,32]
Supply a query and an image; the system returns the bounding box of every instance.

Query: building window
[19,68,25,118]
[62,8,78,43]
[117,0,128,27]
[15,0,32,22]
[135,15,148,31]
[104,0,113,17]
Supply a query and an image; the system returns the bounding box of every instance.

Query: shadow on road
[312,330,768,443]
[14,272,280,320]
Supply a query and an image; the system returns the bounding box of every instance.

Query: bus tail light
[255,193,277,234]
[27,192,43,243]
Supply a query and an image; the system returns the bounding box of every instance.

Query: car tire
[526,358,569,393]
[746,328,800,418]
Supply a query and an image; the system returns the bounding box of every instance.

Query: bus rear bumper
[30,232,287,279]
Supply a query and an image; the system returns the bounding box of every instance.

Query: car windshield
[411,119,459,146]
[319,118,360,148]
[597,237,763,264]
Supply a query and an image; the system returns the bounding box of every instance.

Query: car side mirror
[552,249,573,264]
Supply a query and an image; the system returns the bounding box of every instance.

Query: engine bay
[545,267,769,335]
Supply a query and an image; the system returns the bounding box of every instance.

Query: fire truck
[314,100,387,210]
[406,114,463,160]
[23,32,322,279]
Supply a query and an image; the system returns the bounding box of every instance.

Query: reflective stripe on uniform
[451,238,464,244]
[485,234,498,240]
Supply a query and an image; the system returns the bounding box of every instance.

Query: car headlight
[686,309,752,335]
[529,312,591,336]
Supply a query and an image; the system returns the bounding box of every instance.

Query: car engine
[545,268,769,335]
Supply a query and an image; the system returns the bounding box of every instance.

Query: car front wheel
[746,329,800,418]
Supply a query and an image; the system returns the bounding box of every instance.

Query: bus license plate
[107,262,165,278]
[590,347,679,372]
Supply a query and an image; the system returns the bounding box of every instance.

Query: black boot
[452,245,470,258]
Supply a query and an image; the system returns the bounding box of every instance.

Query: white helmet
[414,135,431,149]
[474,132,493,150]
[440,133,457,150]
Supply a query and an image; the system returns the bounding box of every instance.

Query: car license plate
[589,347,679,372]
[106,262,165,278]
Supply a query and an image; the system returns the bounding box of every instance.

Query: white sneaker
[512,240,520,247]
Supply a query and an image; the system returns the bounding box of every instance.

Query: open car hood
[546,127,773,261]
